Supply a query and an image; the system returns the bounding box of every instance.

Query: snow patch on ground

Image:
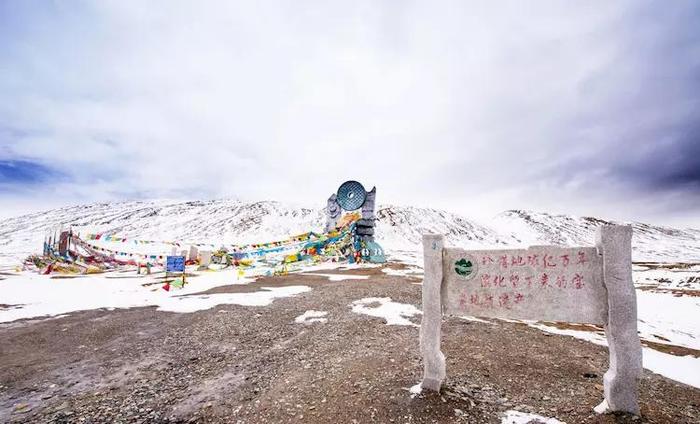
[294,310,328,324]
[636,290,700,350]
[382,266,423,277]
[501,410,565,424]
[384,250,422,268]
[408,382,422,398]
[528,323,607,345]
[642,348,700,388]
[351,297,422,326]
[0,269,310,322]
[459,315,495,325]
[633,264,700,291]
[338,263,382,270]
[302,273,369,282]
[158,286,310,313]
[529,322,700,389]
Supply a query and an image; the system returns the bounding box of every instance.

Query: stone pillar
[362,187,376,220]
[188,246,199,261]
[420,234,446,391]
[199,250,212,267]
[358,187,377,243]
[594,225,642,415]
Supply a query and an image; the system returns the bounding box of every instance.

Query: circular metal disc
[336,180,367,211]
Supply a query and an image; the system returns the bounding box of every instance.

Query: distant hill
[1,199,699,266]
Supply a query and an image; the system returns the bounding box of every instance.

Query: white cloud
[1,1,698,227]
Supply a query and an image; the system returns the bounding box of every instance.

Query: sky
[0,0,699,227]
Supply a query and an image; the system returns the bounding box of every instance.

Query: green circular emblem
[455,258,473,277]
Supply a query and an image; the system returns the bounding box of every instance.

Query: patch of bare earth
[634,262,700,270]
[541,321,700,358]
[0,264,697,423]
[636,287,700,297]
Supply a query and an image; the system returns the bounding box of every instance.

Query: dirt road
[1,265,698,423]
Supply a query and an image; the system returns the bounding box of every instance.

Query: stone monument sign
[419,225,642,415]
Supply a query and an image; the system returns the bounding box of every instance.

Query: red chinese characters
[576,251,587,265]
[498,293,511,309]
[476,271,587,292]
[509,274,520,288]
[493,275,506,287]
[555,275,567,288]
[461,249,594,314]
[543,254,557,268]
[560,254,570,267]
[460,291,526,310]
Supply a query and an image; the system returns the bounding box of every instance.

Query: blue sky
[1,1,699,226]
[0,160,63,185]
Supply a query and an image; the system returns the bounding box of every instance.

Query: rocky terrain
[1,265,699,423]
[1,200,699,423]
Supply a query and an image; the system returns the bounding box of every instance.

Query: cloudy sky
[1,1,699,227]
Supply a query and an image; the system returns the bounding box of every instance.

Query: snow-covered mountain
[0,199,325,267]
[494,210,700,262]
[375,206,511,249]
[1,199,699,267]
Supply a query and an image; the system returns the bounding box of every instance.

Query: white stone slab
[199,250,212,267]
[188,246,199,261]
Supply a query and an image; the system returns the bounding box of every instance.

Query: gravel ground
[0,265,698,423]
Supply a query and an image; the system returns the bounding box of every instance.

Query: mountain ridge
[1,199,698,266]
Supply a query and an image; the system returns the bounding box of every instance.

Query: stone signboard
[442,246,607,324]
[419,225,642,415]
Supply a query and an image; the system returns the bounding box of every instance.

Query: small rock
[13,403,32,413]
